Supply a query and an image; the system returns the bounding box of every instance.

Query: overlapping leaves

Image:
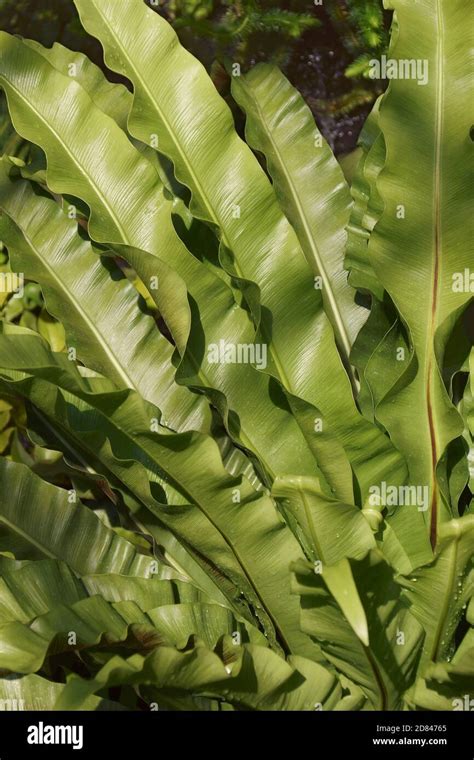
[0,0,471,711]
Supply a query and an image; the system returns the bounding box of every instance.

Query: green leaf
[345,96,385,299]
[0,34,355,505]
[292,550,424,709]
[412,649,474,711]
[55,641,342,711]
[363,0,473,544]
[0,162,211,434]
[0,330,321,661]
[37,309,66,353]
[0,0,469,712]
[0,553,264,673]
[399,514,474,668]
[72,0,408,503]
[0,457,154,576]
[272,475,376,565]
[322,559,369,648]
[0,557,198,627]
[24,39,131,130]
[232,64,368,370]
[460,349,474,493]
[0,672,125,710]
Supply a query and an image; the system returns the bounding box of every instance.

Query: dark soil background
[277,22,370,155]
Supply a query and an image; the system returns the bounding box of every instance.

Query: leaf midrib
[2,75,129,245]
[6,33,302,486]
[431,536,458,661]
[91,5,295,392]
[21,377,285,650]
[9,222,140,393]
[242,81,353,365]
[426,0,445,548]
[0,513,56,559]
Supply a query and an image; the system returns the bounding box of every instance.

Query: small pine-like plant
[327,0,388,78]
[167,0,320,64]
